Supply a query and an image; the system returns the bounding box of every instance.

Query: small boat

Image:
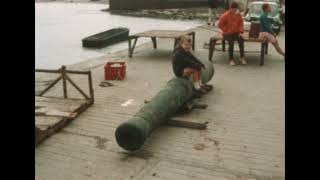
[82,27,129,48]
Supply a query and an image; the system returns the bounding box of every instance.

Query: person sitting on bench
[259,3,285,57]
[218,2,246,66]
[172,35,209,94]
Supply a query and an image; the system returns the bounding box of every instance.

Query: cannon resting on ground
[115,60,214,151]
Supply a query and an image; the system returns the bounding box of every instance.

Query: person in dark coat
[172,35,208,93]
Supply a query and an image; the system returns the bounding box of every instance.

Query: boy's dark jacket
[172,46,205,77]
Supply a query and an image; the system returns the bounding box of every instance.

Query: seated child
[260,3,285,57]
[172,35,209,93]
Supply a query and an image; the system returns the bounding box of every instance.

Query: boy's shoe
[202,84,213,92]
[240,58,247,65]
[229,60,236,66]
[192,90,203,99]
[199,86,207,94]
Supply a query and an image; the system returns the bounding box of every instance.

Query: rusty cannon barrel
[115,60,214,151]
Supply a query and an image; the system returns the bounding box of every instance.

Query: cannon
[115,60,214,151]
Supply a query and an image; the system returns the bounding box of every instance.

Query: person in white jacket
[207,0,228,26]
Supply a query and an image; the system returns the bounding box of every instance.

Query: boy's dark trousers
[223,33,244,60]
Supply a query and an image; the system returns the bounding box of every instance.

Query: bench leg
[174,38,179,49]
[265,42,268,55]
[260,43,265,66]
[209,39,217,61]
[191,32,195,50]
[151,37,157,49]
[222,40,226,52]
[128,38,132,57]
[129,38,138,58]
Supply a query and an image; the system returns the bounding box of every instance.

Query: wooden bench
[128,30,195,57]
[208,32,269,66]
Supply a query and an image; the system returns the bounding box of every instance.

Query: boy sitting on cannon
[172,35,212,95]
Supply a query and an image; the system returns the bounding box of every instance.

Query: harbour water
[35,2,203,69]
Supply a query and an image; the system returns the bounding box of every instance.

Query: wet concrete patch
[193,143,208,151]
[60,130,109,150]
[204,137,219,146]
[119,150,154,160]
[94,137,108,150]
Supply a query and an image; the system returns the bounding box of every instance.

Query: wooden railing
[35,65,94,103]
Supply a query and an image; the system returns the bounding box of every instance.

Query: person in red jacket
[218,2,246,66]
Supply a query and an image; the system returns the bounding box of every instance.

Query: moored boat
[82,27,129,48]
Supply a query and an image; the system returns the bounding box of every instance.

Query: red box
[104,62,126,80]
